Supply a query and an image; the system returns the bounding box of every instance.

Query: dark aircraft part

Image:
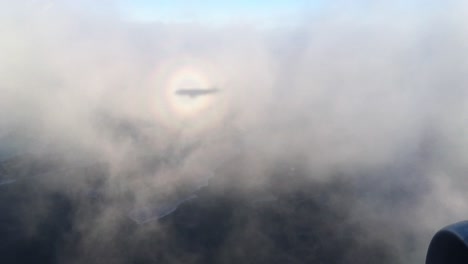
[426,221,468,264]
[174,88,219,98]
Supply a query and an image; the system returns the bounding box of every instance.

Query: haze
[1,1,468,263]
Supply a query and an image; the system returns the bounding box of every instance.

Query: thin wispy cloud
[0,1,467,263]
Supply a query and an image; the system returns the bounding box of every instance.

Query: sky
[119,0,320,26]
[117,0,448,26]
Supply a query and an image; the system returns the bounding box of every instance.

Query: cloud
[1,1,468,263]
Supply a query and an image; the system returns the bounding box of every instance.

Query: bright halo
[150,58,226,134]
[165,66,214,118]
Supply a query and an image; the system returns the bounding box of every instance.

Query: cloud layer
[1,1,468,263]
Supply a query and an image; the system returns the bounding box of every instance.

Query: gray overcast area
[1,1,468,263]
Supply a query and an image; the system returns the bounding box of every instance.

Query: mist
[1,1,468,263]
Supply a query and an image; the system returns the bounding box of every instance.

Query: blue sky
[119,0,322,26]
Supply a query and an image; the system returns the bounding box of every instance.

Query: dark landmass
[0,154,423,264]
